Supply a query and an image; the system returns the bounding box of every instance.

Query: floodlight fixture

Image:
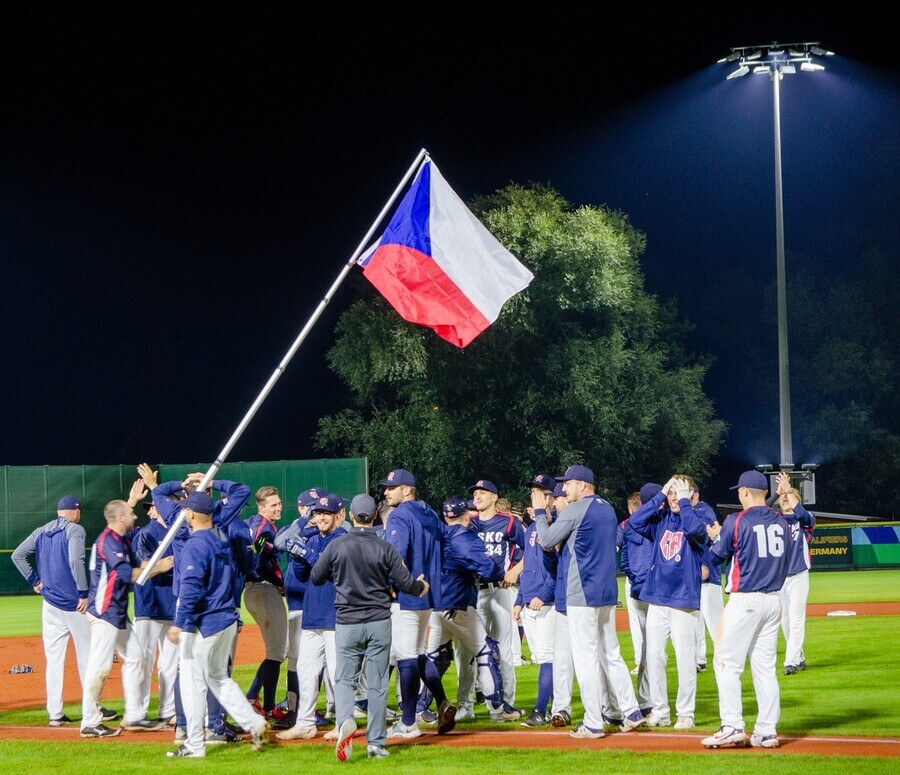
[801,463,818,471]
[755,464,774,473]
[718,40,834,468]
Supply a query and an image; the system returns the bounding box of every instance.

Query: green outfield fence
[0,459,367,595]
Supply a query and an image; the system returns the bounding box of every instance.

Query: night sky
[1,7,897,503]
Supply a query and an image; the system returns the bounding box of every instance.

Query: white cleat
[702,725,749,748]
[276,724,317,740]
[387,721,422,739]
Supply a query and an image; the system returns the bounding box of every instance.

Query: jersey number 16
[751,524,784,558]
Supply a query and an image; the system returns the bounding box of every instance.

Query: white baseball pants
[477,586,517,704]
[694,583,725,666]
[780,570,809,667]
[41,600,91,720]
[181,624,266,755]
[296,628,336,727]
[550,609,573,716]
[713,591,782,737]
[567,605,639,729]
[133,617,178,719]
[645,604,698,721]
[81,615,144,729]
[624,578,644,669]
[520,604,556,664]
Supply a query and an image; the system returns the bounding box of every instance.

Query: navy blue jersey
[226,517,257,608]
[87,527,137,628]
[153,479,251,598]
[471,512,525,573]
[693,501,723,587]
[133,519,175,620]
[709,506,790,593]
[174,527,238,637]
[620,517,655,597]
[245,514,283,588]
[385,499,445,611]
[276,517,317,612]
[541,545,565,613]
[441,523,502,610]
[784,503,815,576]
[293,527,347,629]
[628,491,707,610]
[515,522,556,607]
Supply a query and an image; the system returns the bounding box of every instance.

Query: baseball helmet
[442,494,468,519]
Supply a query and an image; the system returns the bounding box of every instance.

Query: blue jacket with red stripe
[244,514,283,589]
[87,527,137,628]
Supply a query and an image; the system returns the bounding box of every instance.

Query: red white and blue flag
[358,158,533,348]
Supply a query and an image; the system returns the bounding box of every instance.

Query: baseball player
[532,465,646,739]
[617,491,643,674]
[380,468,447,739]
[418,495,508,729]
[141,464,251,741]
[774,471,815,675]
[617,484,657,717]
[131,498,178,728]
[165,491,268,758]
[541,481,575,728]
[243,486,288,720]
[271,488,322,727]
[11,494,93,727]
[81,495,174,737]
[627,476,708,730]
[275,493,347,740]
[514,474,558,727]
[691,484,724,673]
[701,470,790,750]
[469,479,525,719]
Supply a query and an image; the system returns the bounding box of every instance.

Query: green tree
[316,184,726,509]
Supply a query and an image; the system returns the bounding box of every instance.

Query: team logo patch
[319,496,329,505]
[387,472,395,482]
[659,530,684,561]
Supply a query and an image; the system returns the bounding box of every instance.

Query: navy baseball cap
[557,465,594,485]
[380,469,416,487]
[312,493,342,513]
[527,474,555,492]
[184,491,214,515]
[350,493,376,521]
[442,495,468,519]
[640,483,662,505]
[297,488,322,508]
[468,479,498,494]
[730,470,769,491]
[57,495,81,511]
[141,499,154,512]
[552,482,566,498]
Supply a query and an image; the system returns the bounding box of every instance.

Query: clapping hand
[417,573,430,598]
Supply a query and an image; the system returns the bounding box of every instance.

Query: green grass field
[1,570,898,772]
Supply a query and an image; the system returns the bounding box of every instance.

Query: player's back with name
[711,506,790,593]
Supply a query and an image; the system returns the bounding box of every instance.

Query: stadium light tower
[718,42,833,469]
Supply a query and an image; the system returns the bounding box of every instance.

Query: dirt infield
[0,723,897,757]
[2,602,897,758]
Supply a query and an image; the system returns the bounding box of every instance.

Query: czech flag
[358,158,534,348]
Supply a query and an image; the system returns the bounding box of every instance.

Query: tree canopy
[316,183,726,509]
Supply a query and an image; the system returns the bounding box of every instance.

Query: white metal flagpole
[137,147,430,584]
